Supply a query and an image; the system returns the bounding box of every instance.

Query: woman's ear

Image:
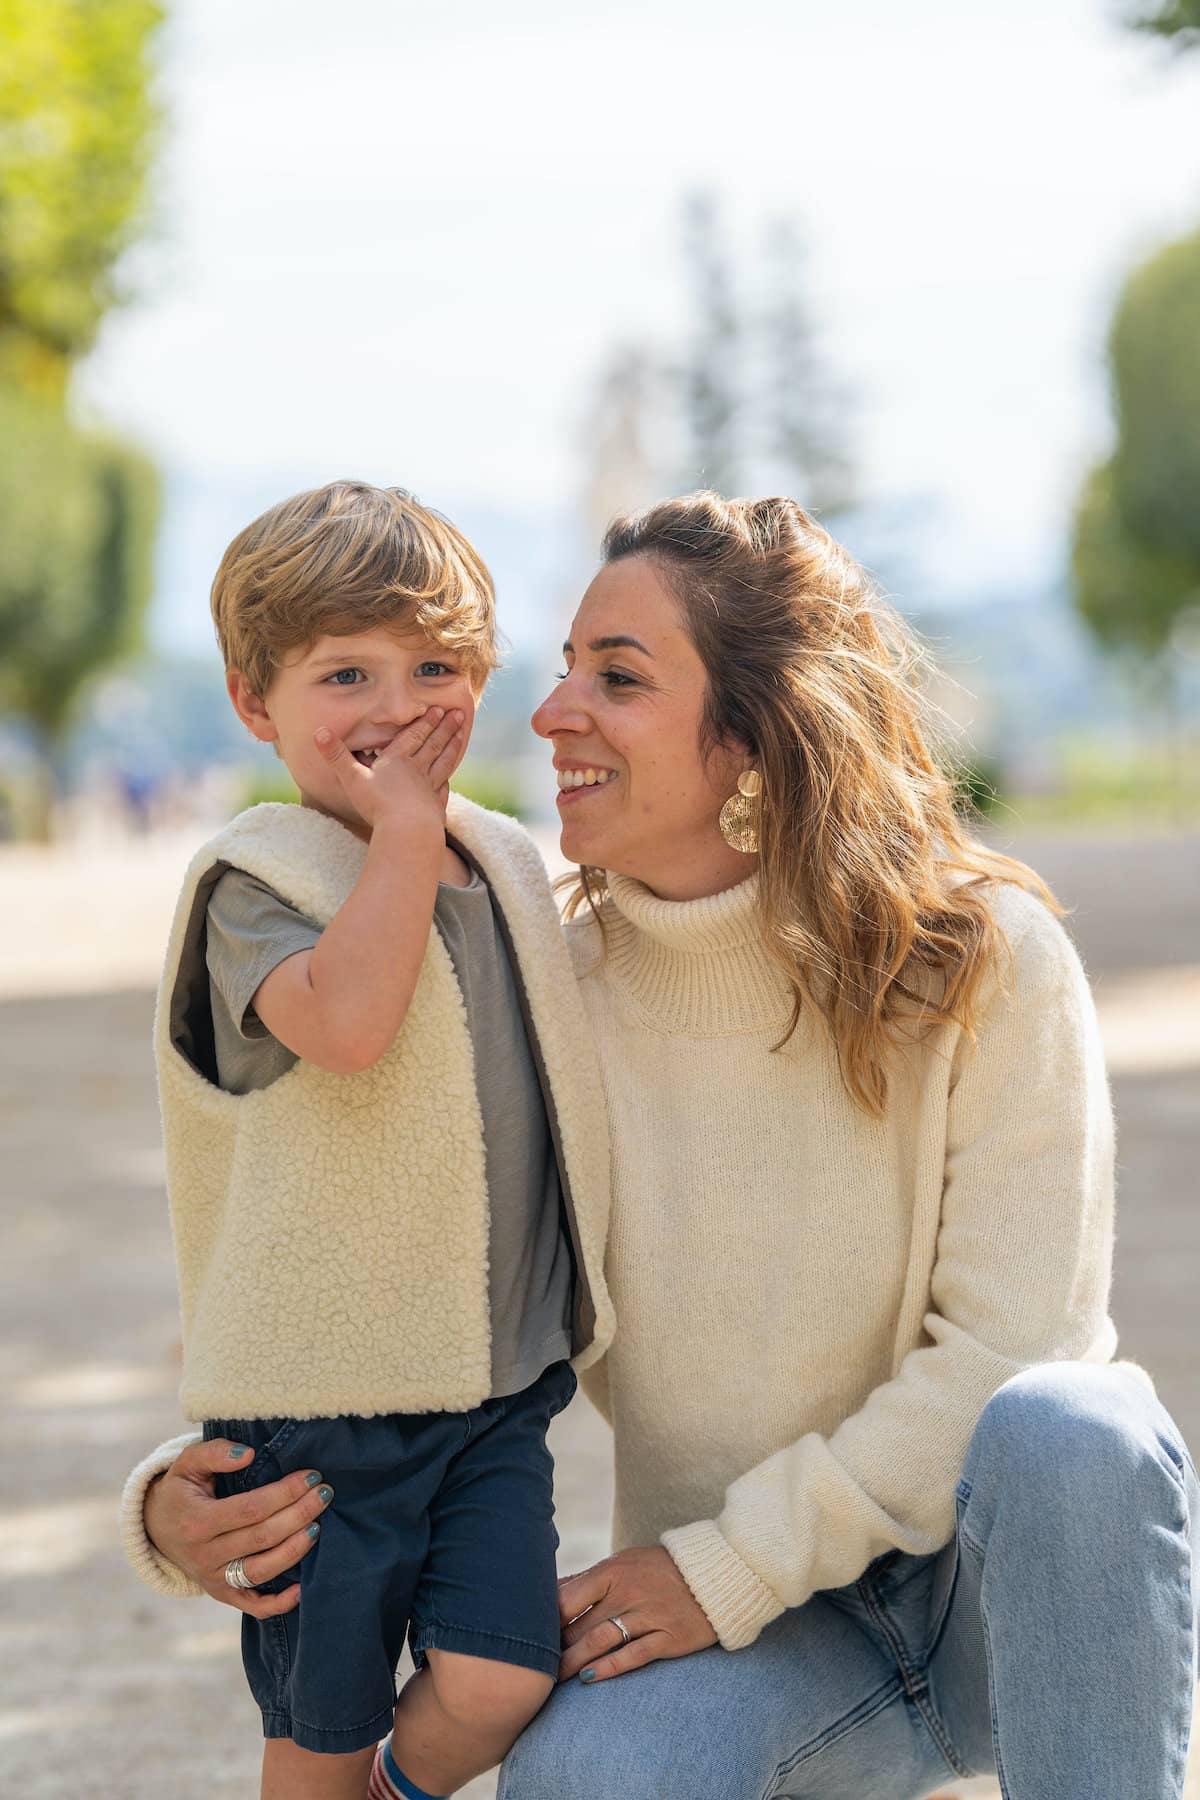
[226,670,278,744]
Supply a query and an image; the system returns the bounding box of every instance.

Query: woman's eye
[602,669,636,689]
[327,667,364,686]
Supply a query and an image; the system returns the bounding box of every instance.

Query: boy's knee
[426,1648,555,1742]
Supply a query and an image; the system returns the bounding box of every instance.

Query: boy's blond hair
[211,481,499,696]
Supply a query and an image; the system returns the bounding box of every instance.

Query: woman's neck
[610,845,760,904]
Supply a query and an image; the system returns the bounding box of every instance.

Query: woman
[124,494,1198,1798]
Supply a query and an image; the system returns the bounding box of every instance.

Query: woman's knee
[497,1670,697,1800]
[963,1361,1191,1526]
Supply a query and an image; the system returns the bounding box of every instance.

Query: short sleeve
[205,869,322,1039]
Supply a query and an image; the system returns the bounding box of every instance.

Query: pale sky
[77,0,1200,640]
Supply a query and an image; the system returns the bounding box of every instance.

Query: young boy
[139,482,613,1799]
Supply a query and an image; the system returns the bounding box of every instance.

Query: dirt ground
[1,826,1197,1798]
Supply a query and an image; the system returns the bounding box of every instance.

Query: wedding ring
[223,1556,255,1590]
[606,1613,631,1646]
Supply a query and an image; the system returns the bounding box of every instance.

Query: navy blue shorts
[205,1358,577,1755]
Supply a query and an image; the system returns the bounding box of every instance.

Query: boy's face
[228,624,478,832]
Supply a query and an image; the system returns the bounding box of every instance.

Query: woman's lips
[556,767,618,806]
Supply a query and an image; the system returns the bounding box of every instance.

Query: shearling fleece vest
[156,796,614,1423]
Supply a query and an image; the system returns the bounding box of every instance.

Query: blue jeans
[498,1363,1199,1799]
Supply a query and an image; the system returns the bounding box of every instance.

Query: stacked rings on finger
[223,1557,256,1590]
[606,1613,631,1646]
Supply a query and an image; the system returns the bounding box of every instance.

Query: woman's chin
[557,813,602,869]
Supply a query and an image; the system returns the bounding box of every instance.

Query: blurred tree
[0,391,160,838]
[761,215,855,516]
[0,0,163,834]
[1128,0,1200,48]
[580,347,663,544]
[1072,459,1196,661]
[1108,230,1200,569]
[679,190,742,494]
[1071,231,1200,797]
[580,191,854,523]
[0,0,164,399]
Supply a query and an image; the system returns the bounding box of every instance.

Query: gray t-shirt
[204,865,574,1399]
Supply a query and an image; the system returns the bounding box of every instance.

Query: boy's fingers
[313,729,365,787]
[427,725,466,786]
[394,706,439,751]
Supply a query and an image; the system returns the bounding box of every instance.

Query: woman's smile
[555,763,620,801]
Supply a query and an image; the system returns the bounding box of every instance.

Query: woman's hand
[144,1437,334,1618]
[556,1546,718,1684]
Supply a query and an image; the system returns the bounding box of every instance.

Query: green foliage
[1070,231,1200,668]
[1072,460,1196,660]
[238,764,300,810]
[950,755,1005,819]
[451,762,523,818]
[0,387,160,746]
[1109,230,1200,566]
[0,0,164,395]
[1128,0,1200,48]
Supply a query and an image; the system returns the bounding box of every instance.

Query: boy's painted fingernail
[579,1668,596,1684]
[318,1486,334,1504]
[304,1472,323,1488]
[306,1522,321,1540]
[228,1445,249,1459]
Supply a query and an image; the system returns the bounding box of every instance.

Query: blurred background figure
[1,2,1198,1795]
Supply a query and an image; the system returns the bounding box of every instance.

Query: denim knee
[961,1361,1191,1545]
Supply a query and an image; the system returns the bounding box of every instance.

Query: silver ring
[606,1613,631,1647]
[223,1557,255,1590]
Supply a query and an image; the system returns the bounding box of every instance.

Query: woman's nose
[531,678,587,739]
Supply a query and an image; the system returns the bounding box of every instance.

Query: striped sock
[368,1737,447,1800]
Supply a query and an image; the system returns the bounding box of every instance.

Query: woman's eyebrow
[562,635,653,657]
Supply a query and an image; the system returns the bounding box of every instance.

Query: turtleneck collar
[599,871,793,1037]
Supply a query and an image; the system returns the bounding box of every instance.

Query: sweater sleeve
[662,899,1118,1650]
[119,1432,206,1598]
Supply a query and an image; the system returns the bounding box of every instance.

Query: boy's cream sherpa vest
[155,796,614,1423]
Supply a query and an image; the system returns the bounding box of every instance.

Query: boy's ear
[226,671,278,743]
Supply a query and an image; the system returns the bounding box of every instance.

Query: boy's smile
[227,625,478,833]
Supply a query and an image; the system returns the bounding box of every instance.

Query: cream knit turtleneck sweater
[568,870,1117,1651]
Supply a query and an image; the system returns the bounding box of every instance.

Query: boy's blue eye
[417,660,452,677]
[327,668,364,686]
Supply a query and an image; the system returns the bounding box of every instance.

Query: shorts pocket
[203,1416,304,1469]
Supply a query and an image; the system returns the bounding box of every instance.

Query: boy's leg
[390,1360,579,1794]
[388,1651,554,1795]
[261,1738,376,1800]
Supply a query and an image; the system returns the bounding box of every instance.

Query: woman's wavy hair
[563,491,1060,1116]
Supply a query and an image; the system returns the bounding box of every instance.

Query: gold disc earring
[718,768,762,854]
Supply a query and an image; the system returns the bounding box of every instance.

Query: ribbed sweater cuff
[119,1432,206,1598]
[660,1519,783,1651]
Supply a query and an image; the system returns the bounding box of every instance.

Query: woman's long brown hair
[562,491,1060,1117]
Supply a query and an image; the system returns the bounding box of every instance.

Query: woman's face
[531,555,755,901]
